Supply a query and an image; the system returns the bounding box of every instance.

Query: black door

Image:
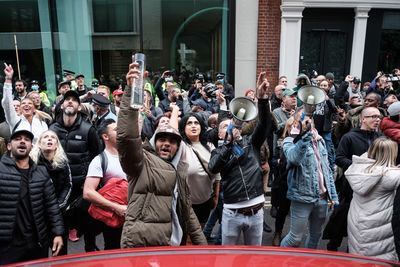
[299,8,354,82]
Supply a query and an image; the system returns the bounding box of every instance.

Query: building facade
[1,0,399,100]
[248,0,400,92]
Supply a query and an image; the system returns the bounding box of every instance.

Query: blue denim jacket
[283,135,338,203]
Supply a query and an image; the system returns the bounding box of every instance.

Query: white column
[279,5,304,89]
[350,7,370,79]
[234,0,259,97]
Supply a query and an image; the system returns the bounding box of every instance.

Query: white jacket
[1,83,48,144]
[345,154,400,262]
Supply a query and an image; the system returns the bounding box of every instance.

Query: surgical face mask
[91,105,97,115]
[31,85,39,91]
[165,78,173,82]
[217,79,224,84]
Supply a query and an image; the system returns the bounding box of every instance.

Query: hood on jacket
[380,116,400,131]
[345,153,383,196]
[149,134,183,170]
[348,105,388,117]
[295,74,311,86]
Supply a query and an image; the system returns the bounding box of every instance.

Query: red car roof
[5,246,400,267]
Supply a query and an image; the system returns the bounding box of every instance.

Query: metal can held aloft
[130,53,146,109]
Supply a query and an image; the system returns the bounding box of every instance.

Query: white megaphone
[229,97,258,126]
[297,85,326,115]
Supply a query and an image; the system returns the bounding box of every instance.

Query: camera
[352,77,361,84]
[386,74,399,83]
[203,83,217,98]
[165,71,174,77]
[195,73,205,83]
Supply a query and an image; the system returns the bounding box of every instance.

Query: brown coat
[117,88,206,248]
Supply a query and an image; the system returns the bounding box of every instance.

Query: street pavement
[67,196,347,255]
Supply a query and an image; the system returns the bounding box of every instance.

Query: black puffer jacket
[209,98,272,204]
[50,113,101,187]
[0,153,64,246]
[37,153,72,211]
[336,128,382,171]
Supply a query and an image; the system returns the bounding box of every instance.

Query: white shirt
[87,149,126,184]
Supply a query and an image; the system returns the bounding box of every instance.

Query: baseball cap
[388,101,400,116]
[58,80,71,90]
[112,89,123,97]
[282,89,297,97]
[154,125,182,143]
[9,129,34,142]
[191,99,208,110]
[245,89,255,97]
[63,90,80,104]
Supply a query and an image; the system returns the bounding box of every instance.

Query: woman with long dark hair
[178,112,220,228]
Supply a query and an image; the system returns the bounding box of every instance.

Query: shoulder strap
[110,104,117,115]
[191,146,213,181]
[12,119,22,133]
[98,150,108,189]
[99,150,108,178]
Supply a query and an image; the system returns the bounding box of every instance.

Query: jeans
[320,132,336,173]
[280,198,328,249]
[221,206,264,245]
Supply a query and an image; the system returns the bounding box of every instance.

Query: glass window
[378,11,400,74]
[92,0,231,91]
[0,0,40,32]
[92,0,138,33]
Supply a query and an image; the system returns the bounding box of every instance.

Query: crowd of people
[1,58,400,264]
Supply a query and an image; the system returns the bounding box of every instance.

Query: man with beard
[118,59,207,247]
[112,89,123,108]
[13,80,29,101]
[0,129,64,264]
[158,84,185,114]
[50,90,101,251]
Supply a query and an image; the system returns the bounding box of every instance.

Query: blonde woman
[31,130,72,255]
[2,64,51,143]
[345,137,400,261]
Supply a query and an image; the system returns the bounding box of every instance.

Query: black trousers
[274,184,291,233]
[84,214,122,251]
[0,241,48,265]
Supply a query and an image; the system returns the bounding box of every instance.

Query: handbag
[88,178,128,228]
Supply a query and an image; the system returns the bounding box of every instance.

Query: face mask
[290,125,300,135]
[165,78,173,82]
[217,79,224,84]
[31,85,39,91]
[91,106,97,115]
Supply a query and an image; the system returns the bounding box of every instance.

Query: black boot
[272,231,282,246]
